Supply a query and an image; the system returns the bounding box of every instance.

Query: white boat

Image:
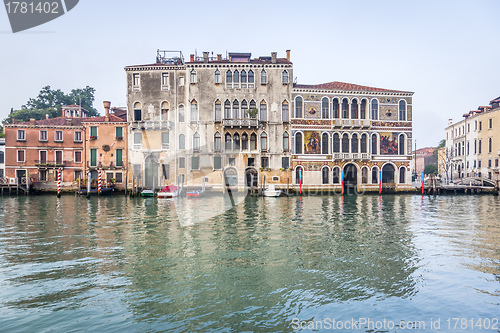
[263,184,282,197]
[157,185,179,198]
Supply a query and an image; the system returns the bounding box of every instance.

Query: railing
[35,160,66,168]
[331,153,371,160]
[222,118,259,127]
[332,119,371,128]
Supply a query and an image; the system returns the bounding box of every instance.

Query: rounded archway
[295,166,304,185]
[145,154,159,189]
[382,164,395,184]
[245,168,258,188]
[224,167,238,187]
[343,163,358,191]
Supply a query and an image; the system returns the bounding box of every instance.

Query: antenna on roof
[294,77,298,84]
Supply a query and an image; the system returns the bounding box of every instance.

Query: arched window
[295,166,304,185]
[214,100,221,121]
[242,133,248,150]
[332,98,339,118]
[248,70,254,85]
[399,100,406,121]
[333,133,340,153]
[241,70,247,87]
[234,132,240,151]
[399,167,406,184]
[225,133,232,150]
[322,166,330,184]
[190,69,197,83]
[133,102,142,121]
[295,97,303,118]
[226,70,232,87]
[241,100,248,119]
[260,69,267,84]
[351,99,358,119]
[282,101,289,122]
[259,100,267,122]
[214,69,221,83]
[361,134,367,153]
[351,134,358,153]
[224,100,231,119]
[295,132,303,154]
[214,132,221,151]
[333,167,340,183]
[179,134,185,150]
[190,100,198,121]
[372,167,379,184]
[342,98,349,118]
[250,133,257,150]
[322,133,329,154]
[260,132,268,151]
[161,101,169,121]
[371,134,378,155]
[178,104,185,122]
[233,99,239,119]
[322,97,329,119]
[282,70,289,84]
[362,167,368,184]
[360,99,367,119]
[399,134,405,155]
[371,99,379,120]
[283,132,290,151]
[249,100,256,118]
[193,132,200,151]
[342,134,349,153]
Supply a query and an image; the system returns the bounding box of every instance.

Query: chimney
[103,101,111,121]
[271,52,277,64]
[46,114,49,119]
[66,118,72,126]
[30,118,35,125]
[190,54,194,62]
[217,54,222,61]
[448,119,453,126]
[13,119,17,124]
[286,50,290,61]
[203,52,209,63]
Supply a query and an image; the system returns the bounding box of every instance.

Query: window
[478,139,482,154]
[295,166,303,184]
[178,104,185,122]
[322,166,329,184]
[214,156,222,170]
[133,73,140,87]
[73,170,80,182]
[399,167,406,183]
[134,102,142,121]
[39,150,47,163]
[115,172,123,183]
[260,132,268,151]
[322,97,329,119]
[261,157,269,168]
[40,130,48,141]
[162,164,170,180]
[241,70,247,88]
[488,159,492,168]
[282,101,289,122]
[55,130,63,142]
[55,151,62,164]
[161,101,169,121]
[242,133,248,150]
[250,133,257,150]
[372,167,379,184]
[191,156,199,170]
[0,151,3,164]
[134,132,142,148]
[179,76,185,86]
[322,133,329,154]
[74,131,82,142]
[229,158,236,166]
[115,127,123,139]
[225,133,232,150]
[224,100,231,119]
[295,132,303,154]
[233,99,239,119]
[162,131,170,149]
[214,69,221,84]
[116,149,123,167]
[214,132,221,151]
[90,148,97,166]
[248,157,255,166]
[333,133,340,153]
[179,134,185,150]
[360,167,368,184]
[332,99,339,118]
[479,121,482,131]
[193,132,200,151]
[371,134,378,155]
[179,157,186,169]
[248,70,254,86]
[259,101,267,122]
[161,72,169,88]
[75,151,82,163]
[17,150,25,162]
[489,137,492,153]
[399,135,405,155]
[495,159,499,167]
[295,97,303,118]
[341,98,349,118]
[260,69,267,84]
[399,100,406,121]
[342,134,349,153]
[17,130,25,141]
[282,157,290,169]
[215,100,222,121]
[333,167,340,183]
[489,118,493,129]
[351,134,358,153]
[234,133,240,150]
[360,100,367,119]
[351,99,358,119]
[190,100,198,121]
[283,132,289,151]
[361,134,368,153]
[479,160,482,167]
[90,126,97,138]
[233,70,239,88]
[39,170,47,181]
[190,69,197,83]
[371,99,379,120]
[226,70,232,88]
[282,70,289,84]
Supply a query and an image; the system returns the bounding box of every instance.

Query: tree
[3,85,99,124]
[424,164,438,175]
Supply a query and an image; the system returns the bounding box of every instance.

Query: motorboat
[263,184,282,197]
[187,190,203,198]
[157,185,179,198]
[140,189,155,197]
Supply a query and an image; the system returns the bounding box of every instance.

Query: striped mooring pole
[98,169,102,196]
[57,168,61,198]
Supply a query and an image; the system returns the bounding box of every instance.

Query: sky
[0,0,499,148]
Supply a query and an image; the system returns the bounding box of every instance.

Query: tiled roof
[82,115,125,123]
[294,81,412,93]
[12,115,124,127]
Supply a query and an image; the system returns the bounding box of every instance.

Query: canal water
[0,194,499,332]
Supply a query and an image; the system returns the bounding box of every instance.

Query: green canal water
[0,194,499,332]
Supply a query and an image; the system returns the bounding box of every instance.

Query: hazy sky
[1,0,499,148]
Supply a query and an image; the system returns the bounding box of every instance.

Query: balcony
[35,160,66,168]
[332,153,371,161]
[222,118,259,128]
[333,119,371,129]
[130,120,172,130]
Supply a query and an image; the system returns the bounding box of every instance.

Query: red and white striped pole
[57,168,61,197]
[98,168,102,196]
[379,170,382,194]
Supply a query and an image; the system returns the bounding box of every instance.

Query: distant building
[0,138,5,179]
[414,147,436,177]
[62,104,89,118]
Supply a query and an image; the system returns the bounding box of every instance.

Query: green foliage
[0,126,4,138]
[437,139,445,149]
[3,85,99,124]
[424,164,438,175]
[247,108,258,118]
